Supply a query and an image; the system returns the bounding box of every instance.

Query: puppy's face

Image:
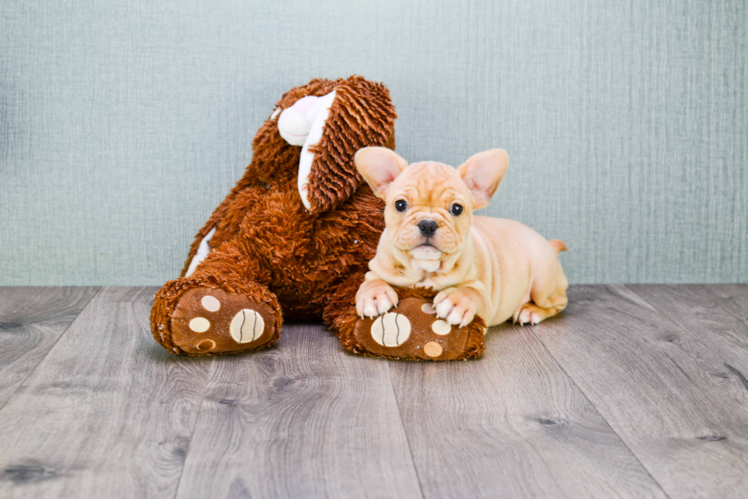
[383,162,472,258]
[355,148,508,267]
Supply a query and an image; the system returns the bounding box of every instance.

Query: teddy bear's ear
[300,77,397,213]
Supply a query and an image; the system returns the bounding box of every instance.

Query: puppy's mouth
[409,244,442,260]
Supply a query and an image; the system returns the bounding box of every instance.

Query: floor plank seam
[621,284,748,475]
[623,284,742,363]
[172,357,216,499]
[385,361,426,499]
[528,325,671,499]
[0,286,102,415]
[621,285,693,330]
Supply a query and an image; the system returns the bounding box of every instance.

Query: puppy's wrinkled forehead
[391,162,466,204]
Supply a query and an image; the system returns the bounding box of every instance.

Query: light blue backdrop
[1,0,746,285]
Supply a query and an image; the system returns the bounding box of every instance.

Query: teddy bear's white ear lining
[185,226,216,277]
[276,90,337,210]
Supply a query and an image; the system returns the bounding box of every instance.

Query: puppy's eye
[450,203,463,216]
[394,200,408,212]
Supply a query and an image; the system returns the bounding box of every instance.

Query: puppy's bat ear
[457,149,509,209]
[355,147,408,199]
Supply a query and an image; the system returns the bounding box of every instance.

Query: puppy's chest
[416,274,439,289]
[411,269,452,291]
[408,261,467,291]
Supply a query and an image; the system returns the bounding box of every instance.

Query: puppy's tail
[549,239,568,254]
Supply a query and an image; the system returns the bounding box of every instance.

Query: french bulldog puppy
[354,147,568,328]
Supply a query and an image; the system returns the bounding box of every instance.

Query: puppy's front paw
[356,280,399,319]
[434,288,478,327]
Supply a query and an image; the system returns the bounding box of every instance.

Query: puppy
[354,147,568,328]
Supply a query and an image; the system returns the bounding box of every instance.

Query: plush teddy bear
[150,76,486,361]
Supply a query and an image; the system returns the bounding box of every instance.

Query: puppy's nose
[418,219,438,237]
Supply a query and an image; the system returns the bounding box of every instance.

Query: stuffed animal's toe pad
[370,312,411,347]
[171,288,276,355]
[229,308,265,343]
[353,297,485,361]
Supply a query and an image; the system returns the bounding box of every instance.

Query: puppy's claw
[385,288,399,308]
[512,311,519,324]
[458,311,475,328]
[363,299,379,319]
[516,307,541,326]
[436,299,454,319]
[446,308,464,326]
[375,294,393,315]
[356,280,399,320]
[459,310,475,328]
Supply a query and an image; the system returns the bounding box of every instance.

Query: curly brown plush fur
[150,76,485,360]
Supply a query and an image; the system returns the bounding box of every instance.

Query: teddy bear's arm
[179,181,269,277]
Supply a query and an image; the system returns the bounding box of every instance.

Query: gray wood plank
[388,321,666,498]
[629,284,748,355]
[0,287,215,498]
[176,324,423,499]
[533,285,748,498]
[0,287,99,409]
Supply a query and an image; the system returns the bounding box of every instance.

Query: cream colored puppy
[354,147,568,328]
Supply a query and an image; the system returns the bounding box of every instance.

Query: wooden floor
[1,286,748,498]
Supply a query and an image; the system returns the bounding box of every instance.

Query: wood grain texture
[178,325,421,498]
[629,284,748,357]
[533,285,748,498]
[176,324,422,498]
[4,285,748,498]
[0,287,215,498]
[0,287,99,409]
[388,322,666,498]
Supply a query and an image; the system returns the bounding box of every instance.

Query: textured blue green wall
[1,0,746,285]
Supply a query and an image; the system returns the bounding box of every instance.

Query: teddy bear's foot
[352,296,487,361]
[170,288,278,355]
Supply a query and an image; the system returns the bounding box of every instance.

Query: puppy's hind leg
[515,267,569,326]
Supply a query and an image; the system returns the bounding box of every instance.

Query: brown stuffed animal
[151,76,486,360]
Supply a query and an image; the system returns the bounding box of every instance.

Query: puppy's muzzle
[417,219,438,238]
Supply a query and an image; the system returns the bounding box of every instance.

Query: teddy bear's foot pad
[353,297,485,361]
[171,288,276,355]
